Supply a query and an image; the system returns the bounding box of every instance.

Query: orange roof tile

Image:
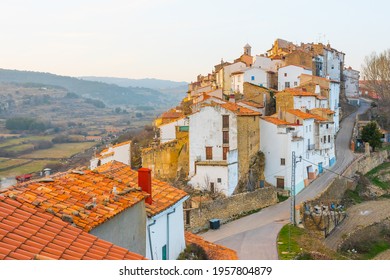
[185,232,238,260]
[219,102,261,116]
[161,111,184,119]
[239,100,264,108]
[3,171,148,232]
[316,95,328,100]
[310,108,335,115]
[95,161,188,217]
[0,195,146,260]
[282,88,318,97]
[287,109,327,121]
[261,117,297,126]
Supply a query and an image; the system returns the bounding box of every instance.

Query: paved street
[201,101,370,259]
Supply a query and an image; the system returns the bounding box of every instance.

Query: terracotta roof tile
[95,161,188,217]
[219,102,261,116]
[0,196,146,260]
[282,88,318,97]
[3,170,148,232]
[185,232,238,260]
[261,117,297,126]
[287,109,327,121]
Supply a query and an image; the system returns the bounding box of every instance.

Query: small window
[162,245,167,260]
[294,81,298,87]
[217,178,222,183]
[328,135,331,143]
[223,147,229,160]
[210,182,215,193]
[326,124,329,129]
[222,115,229,128]
[281,158,285,166]
[284,73,287,77]
[285,82,290,88]
[323,136,326,143]
[206,146,213,160]
[223,131,229,144]
[251,76,255,81]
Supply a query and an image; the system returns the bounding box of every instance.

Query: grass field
[22,142,96,159]
[2,143,34,153]
[0,135,54,148]
[0,158,31,170]
[0,160,59,177]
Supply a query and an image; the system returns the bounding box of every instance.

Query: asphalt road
[201,101,370,259]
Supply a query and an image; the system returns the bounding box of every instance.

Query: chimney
[138,168,152,204]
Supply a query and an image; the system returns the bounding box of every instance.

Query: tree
[362,49,390,104]
[361,121,382,151]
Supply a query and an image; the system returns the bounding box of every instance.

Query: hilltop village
[0,38,365,260]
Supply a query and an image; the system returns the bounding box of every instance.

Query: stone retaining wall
[185,187,277,232]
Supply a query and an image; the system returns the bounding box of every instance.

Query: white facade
[146,199,187,260]
[293,96,317,111]
[216,62,246,93]
[159,117,189,144]
[188,105,239,196]
[231,67,269,93]
[329,81,340,132]
[253,55,284,72]
[90,141,131,169]
[324,48,344,82]
[343,67,360,98]
[260,119,305,193]
[278,65,312,91]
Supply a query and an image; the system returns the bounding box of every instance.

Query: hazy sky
[0,0,389,82]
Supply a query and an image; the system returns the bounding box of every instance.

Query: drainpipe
[147,220,156,260]
[166,208,176,260]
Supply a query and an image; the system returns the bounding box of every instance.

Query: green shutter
[162,245,167,260]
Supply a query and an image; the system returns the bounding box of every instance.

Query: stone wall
[302,150,389,215]
[185,187,277,232]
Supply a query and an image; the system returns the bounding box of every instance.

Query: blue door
[318,162,323,174]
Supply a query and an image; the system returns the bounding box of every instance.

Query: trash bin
[209,219,220,230]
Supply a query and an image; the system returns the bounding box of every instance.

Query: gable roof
[219,102,261,116]
[0,195,145,260]
[287,109,327,121]
[261,117,297,126]
[95,161,188,217]
[2,170,148,232]
[99,140,131,155]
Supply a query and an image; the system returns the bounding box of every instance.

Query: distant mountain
[80,76,188,90]
[0,69,185,108]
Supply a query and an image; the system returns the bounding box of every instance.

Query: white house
[231,67,270,93]
[90,140,131,169]
[343,67,360,98]
[253,55,284,72]
[329,80,340,132]
[260,117,305,193]
[278,65,312,91]
[215,61,246,94]
[96,161,189,260]
[188,102,260,196]
[159,117,189,143]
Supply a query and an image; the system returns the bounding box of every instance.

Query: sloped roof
[220,102,261,116]
[2,170,148,232]
[161,111,185,119]
[282,88,318,97]
[287,109,327,121]
[261,117,297,126]
[95,161,188,217]
[310,108,335,115]
[185,232,238,260]
[99,140,131,155]
[0,195,145,260]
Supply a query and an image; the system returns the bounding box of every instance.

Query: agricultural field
[22,142,97,159]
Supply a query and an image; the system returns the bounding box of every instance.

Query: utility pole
[290,151,301,226]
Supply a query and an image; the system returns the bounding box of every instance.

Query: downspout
[147,220,156,260]
[166,208,176,260]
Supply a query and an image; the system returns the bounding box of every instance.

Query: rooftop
[99,140,131,156]
[261,116,297,126]
[95,161,188,217]
[185,232,238,260]
[160,111,185,119]
[238,100,264,108]
[281,88,318,97]
[219,102,261,116]
[310,108,335,115]
[287,109,327,121]
[0,195,146,260]
[2,170,148,232]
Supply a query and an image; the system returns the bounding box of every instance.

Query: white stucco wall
[329,81,340,132]
[223,62,246,92]
[278,65,312,91]
[325,49,344,82]
[260,120,305,193]
[146,201,186,260]
[90,142,131,169]
[159,118,189,143]
[343,68,360,98]
[188,164,229,194]
[293,96,316,111]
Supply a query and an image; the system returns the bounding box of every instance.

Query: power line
[300,157,355,181]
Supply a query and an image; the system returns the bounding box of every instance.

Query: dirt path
[324,200,390,251]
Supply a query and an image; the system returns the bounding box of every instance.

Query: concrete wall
[90,201,146,256]
[185,187,278,232]
[146,202,186,260]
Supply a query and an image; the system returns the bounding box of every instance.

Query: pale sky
[0,0,389,82]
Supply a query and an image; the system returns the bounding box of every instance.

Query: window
[206,146,213,160]
[162,245,167,260]
[222,115,229,128]
[284,73,287,77]
[210,182,215,193]
[323,136,326,143]
[309,125,311,132]
[306,126,308,133]
[281,158,285,166]
[326,124,329,129]
[294,81,298,87]
[223,146,229,160]
[251,75,255,81]
[328,135,331,143]
[276,178,285,188]
[217,178,222,183]
[285,82,290,88]
[223,131,229,144]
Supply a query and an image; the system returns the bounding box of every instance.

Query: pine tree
[361,121,382,151]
